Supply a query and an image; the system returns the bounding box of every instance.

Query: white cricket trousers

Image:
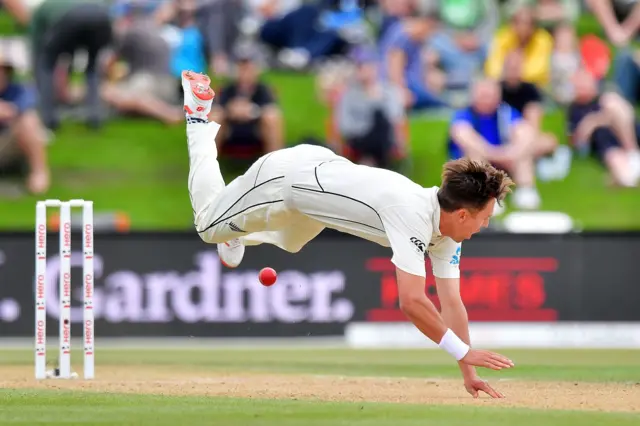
[186,120,329,252]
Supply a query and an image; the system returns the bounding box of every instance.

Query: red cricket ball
[259,267,277,286]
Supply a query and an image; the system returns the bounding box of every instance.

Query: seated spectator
[210,45,284,161]
[156,0,208,81]
[584,0,640,47]
[1,0,30,26]
[614,47,640,104]
[485,5,553,88]
[376,0,415,41]
[448,78,544,210]
[506,0,580,34]
[422,0,499,91]
[29,0,113,130]
[257,0,348,70]
[500,51,544,127]
[568,69,640,187]
[501,51,571,181]
[379,11,446,110]
[504,1,581,105]
[101,17,183,125]
[155,0,243,76]
[0,55,50,194]
[335,46,407,170]
[549,23,581,105]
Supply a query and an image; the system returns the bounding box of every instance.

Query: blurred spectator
[584,0,640,47]
[156,0,208,79]
[376,0,414,41]
[448,78,543,210]
[335,46,407,170]
[614,47,640,104]
[0,54,50,194]
[1,0,31,26]
[378,10,446,110]
[101,16,183,125]
[210,44,284,161]
[257,0,349,70]
[29,0,113,130]
[501,51,571,181]
[506,0,580,33]
[550,23,581,105]
[485,5,553,88]
[568,68,640,187]
[155,0,244,76]
[502,1,580,104]
[421,0,499,91]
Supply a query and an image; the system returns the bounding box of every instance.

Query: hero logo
[44,251,354,324]
[62,272,71,299]
[62,318,70,346]
[63,223,71,250]
[36,320,45,345]
[84,224,93,249]
[36,274,45,300]
[37,224,46,251]
[84,273,93,299]
[84,320,93,348]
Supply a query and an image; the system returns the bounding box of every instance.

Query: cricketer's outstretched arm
[436,277,505,399]
[395,269,514,373]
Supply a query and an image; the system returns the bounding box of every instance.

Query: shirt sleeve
[216,85,233,107]
[12,84,37,115]
[428,238,462,279]
[379,206,432,277]
[508,104,522,123]
[484,28,511,80]
[522,30,554,86]
[253,84,276,107]
[451,108,472,126]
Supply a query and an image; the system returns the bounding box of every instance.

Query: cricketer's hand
[464,375,504,399]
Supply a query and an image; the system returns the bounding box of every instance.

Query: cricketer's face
[453,199,495,242]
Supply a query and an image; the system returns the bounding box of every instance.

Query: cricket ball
[259,267,277,286]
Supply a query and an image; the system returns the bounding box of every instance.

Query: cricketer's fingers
[466,386,479,398]
[478,382,504,399]
[489,352,514,368]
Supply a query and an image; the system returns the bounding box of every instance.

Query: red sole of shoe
[181,70,215,101]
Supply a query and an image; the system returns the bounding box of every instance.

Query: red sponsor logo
[62,272,71,298]
[63,320,70,344]
[36,320,45,345]
[63,222,71,249]
[366,257,559,322]
[37,224,46,250]
[84,224,93,250]
[84,274,93,299]
[84,320,93,346]
[36,274,45,300]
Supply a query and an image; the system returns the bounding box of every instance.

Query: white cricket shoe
[217,239,245,268]
[181,70,215,120]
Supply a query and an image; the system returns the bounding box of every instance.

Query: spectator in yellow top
[484,5,554,87]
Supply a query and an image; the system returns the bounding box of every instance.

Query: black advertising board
[0,231,639,338]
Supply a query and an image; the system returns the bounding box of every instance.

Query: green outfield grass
[2,348,640,382]
[1,391,638,426]
[1,348,639,425]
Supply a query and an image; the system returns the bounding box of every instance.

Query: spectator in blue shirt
[448,78,542,210]
[378,12,447,110]
[0,57,50,194]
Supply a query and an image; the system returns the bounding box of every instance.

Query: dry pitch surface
[1,365,639,413]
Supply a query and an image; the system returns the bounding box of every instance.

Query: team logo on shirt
[410,237,426,253]
[450,247,461,266]
[227,222,246,233]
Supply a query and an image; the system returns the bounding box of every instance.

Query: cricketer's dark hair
[437,158,515,213]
